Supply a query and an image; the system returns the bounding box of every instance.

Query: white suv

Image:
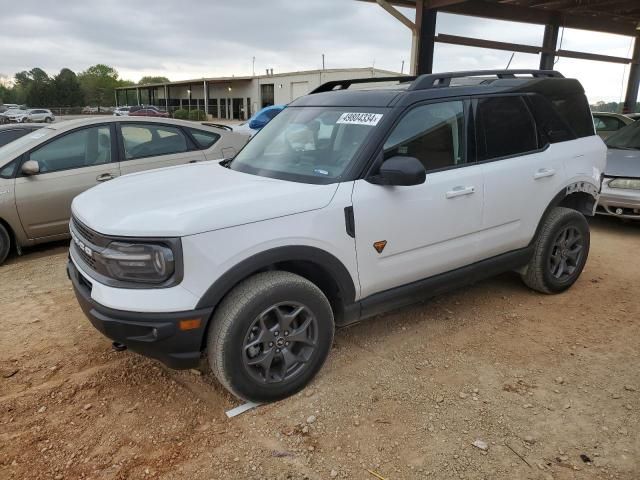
[68,70,606,402]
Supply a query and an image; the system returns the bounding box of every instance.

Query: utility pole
[322,54,325,70]
[252,56,255,76]
[401,60,405,74]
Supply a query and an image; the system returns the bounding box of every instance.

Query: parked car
[592,112,634,139]
[0,117,250,264]
[596,121,640,220]
[1,108,28,123]
[0,124,45,147]
[2,108,54,123]
[0,104,20,114]
[67,70,605,402]
[233,104,286,137]
[113,106,131,117]
[129,108,170,118]
[624,112,640,121]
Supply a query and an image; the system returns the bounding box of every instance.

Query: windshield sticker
[313,168,329,176]
[336,112,383,126]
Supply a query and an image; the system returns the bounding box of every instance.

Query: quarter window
[120,124,188,160]
[186,128,220,149]
[383,101,465,171]
[526,94,575,144]
[475,96,538,161]
[29,126,112,173]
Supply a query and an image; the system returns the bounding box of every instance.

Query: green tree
[78,64,121,107]
[13,68,54,107]
[53,68,84,107]
[138,76,170,85]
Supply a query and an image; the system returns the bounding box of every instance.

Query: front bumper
[596,183,640,220]
[68,260,212,369]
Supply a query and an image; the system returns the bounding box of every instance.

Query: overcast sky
[0,0,634,103]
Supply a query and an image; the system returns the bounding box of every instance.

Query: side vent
[344,206,355,238]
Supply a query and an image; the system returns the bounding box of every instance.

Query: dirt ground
[1,216,638,480]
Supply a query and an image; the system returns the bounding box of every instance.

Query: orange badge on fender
[373,240,387,254]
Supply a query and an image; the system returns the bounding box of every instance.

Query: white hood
[72,161,339,237]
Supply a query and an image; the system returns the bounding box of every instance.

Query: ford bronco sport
[68,70,606,402]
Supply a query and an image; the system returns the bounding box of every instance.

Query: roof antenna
[505,52,515,70]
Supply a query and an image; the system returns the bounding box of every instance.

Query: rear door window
[120,124,188,160]
[475,96,538,161]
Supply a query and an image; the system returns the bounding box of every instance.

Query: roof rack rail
[310,76,416,94]
[408,69,564,91]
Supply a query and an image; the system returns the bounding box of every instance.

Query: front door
[352,100,485,299]
[118,122,205,175]
[15,124,118,239]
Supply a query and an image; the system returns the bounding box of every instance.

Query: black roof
[290,70,585,108]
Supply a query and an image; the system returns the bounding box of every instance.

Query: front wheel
[207,271,334,402]
[45,117,53,123]
[521,207,590,294]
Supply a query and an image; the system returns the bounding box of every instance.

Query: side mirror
[369,156,426,186]
[21,160,40,176]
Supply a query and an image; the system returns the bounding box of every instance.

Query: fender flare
[195,245,357,310]
[531,182,598,246]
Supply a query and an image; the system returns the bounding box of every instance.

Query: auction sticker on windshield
[336,112,383,126]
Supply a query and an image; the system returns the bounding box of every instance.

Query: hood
[605,148,640,178]
[72,161,339,237]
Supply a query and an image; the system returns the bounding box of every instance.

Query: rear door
[14,124,119,239]
[477,95,566,257]
[117,122,205,175]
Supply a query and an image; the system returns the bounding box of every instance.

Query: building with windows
[115,68,400,120]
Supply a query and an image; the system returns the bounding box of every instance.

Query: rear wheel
[0,224,11,265]
[207,271,334,402]
[45,117,53,123]
[521,207,590,294]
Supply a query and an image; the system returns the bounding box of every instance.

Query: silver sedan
[597,121,640,220]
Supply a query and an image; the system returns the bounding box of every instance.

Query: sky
[0,0,635,103]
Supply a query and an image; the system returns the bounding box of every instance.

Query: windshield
[230,107,385,183]
[0,127,54,166]
[606,120,640,150]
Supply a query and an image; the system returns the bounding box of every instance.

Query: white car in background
[113,106,131,116]
[5,108,55,123]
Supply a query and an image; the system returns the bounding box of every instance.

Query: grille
[72,217,97,243]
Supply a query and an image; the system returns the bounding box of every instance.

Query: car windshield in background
[230,107,385,183]
[606,120,640,150]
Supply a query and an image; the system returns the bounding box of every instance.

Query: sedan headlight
[608,178,640,190]
[97,241,175,284]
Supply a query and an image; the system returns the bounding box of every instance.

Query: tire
[207,271,334,402]
[45,117,52,123]
[521,207,590,294]
[0,224,11,265]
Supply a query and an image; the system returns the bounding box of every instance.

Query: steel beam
[417,7,437,74]
[539,22,559,70]
[623,34,640,114]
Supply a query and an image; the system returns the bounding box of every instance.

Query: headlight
[608,178,640,190]
[97,241,175,284]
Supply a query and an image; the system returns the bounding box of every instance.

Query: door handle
[445,186,475,199]
[534,168,556,180]
[96,173,115,182]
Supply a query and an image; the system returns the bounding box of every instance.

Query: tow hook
[112,342,127,352]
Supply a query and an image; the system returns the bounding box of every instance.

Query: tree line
[590,101,640,113]
[0,65,169,108]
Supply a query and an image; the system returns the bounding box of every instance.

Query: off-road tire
[0,224,11,265]
[207,271,334,402]
[521,207,590,294]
